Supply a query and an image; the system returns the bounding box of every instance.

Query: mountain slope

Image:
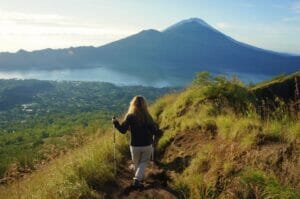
[0,18,299,84]
[149,72,299,198]
[0,72,299,198]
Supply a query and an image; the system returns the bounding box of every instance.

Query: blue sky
[0,0,299,54]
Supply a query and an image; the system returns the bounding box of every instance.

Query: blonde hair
[126,95,153,125]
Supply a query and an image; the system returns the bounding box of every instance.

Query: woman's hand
[112,116,118,125]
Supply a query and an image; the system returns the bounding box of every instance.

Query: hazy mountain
[0,18,299,84]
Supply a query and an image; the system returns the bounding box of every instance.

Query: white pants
[130,145,153,181]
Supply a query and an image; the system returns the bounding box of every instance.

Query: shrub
[240,168,298,199]
[284,122,300,143]
[150,93,178,122]
[172,173,212,199]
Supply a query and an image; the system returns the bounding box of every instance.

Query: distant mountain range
[0,18,299,84]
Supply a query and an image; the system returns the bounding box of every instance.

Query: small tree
[192,71,213,87]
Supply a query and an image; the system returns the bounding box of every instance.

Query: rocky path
[103,160,178,199]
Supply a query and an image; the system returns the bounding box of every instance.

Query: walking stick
[113,117,117,175]
[151,135,155,168]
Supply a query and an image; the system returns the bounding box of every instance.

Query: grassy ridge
[0,129,128,198]
[250,71,300,90]
[250,72,300,105]
[150,72,299,198]
[0,111,111,180]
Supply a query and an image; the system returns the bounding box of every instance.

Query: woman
[112,95,160,188]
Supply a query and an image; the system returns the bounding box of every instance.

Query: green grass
[0,111,112,179]
[171,144,219,199]
[250,71,300,90]
[152,72,300,198]
[1,71,299,198]
[0,130,128,198]
[240,168,299,199]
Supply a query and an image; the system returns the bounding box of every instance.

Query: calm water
[0,67,271,87]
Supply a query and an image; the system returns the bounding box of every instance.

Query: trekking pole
[152,135,155,168]
[112,117,117,175]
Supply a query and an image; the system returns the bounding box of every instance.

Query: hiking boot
[129,163,135,171]
[133,179,144,190]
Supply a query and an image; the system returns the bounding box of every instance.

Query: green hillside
[0,72,299,198]
[150,72,299,198]
[251,72,300,91]
[250,71,300,103]
[0,79,174,182]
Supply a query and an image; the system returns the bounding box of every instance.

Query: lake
[0,67,272,87]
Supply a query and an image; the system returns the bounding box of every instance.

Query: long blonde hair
[126,95,153,125]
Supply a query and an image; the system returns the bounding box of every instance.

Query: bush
[240,168,298,199]
[192,72,253,114]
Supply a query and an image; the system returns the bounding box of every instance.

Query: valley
[0,79,174,181]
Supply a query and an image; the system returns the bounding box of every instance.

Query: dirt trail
[101,129,213,198]
[102,160,178,199]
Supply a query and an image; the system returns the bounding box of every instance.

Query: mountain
[0,18,299,84]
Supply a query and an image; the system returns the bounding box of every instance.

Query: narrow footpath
[101,160,178,199]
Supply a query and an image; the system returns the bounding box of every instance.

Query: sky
[0,0,300,54]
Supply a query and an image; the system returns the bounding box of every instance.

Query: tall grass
[152,72,299,198]
[171,144,217,199]
[0,130,128,198]
[239,168,299,199]
[1,72,299,198]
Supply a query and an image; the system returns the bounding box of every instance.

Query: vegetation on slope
[0,79,173,128]
[250,71,300,104]
[251,71,300,90]
[150,72,299,198]
[0,128,128,198]
[0,79,173,180]
[0,111,111,182]
[1,72,299,198]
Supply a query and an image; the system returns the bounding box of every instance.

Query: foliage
[0,79,173,179]
[192,72,254,114]
[1,71,299,198]
[152,71,299,198]
[0,79,174,129]
[250,71,300,90]
[0,132,128,199]
[240,168,299,199]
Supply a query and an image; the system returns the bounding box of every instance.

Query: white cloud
[291,1,300,14]
[215,22,231,29]
[280,2,300,24]
[282,16,300,22]
[0,10,137,52]
[0,10,71,27]
[0,10,135,35]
